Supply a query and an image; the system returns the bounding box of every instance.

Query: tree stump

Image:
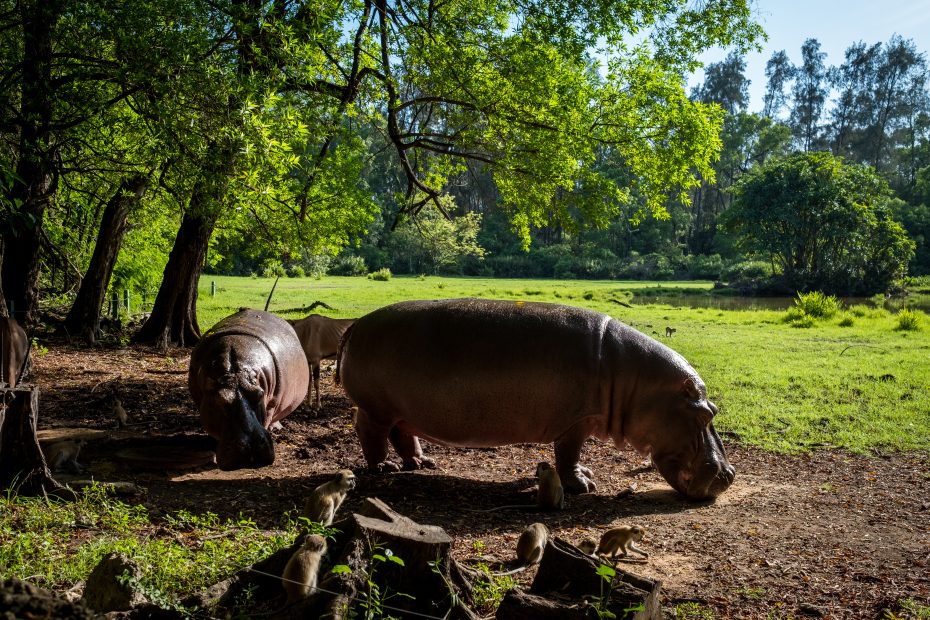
[0,385,65,496]
[496,537,661,619]
[196,498,481,620]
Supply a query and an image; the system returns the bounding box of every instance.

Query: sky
[687,0,930,112]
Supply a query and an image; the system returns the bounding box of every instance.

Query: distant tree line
[221,35,927,295]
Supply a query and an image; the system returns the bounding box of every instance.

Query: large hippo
[337,298,734,500]
[189,309,309,470]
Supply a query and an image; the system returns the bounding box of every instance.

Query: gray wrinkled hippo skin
[189,309,309,470]
[338,298,734,500]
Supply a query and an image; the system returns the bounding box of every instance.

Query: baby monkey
[596,525,648,560]
[113,396,129,428]
[493,522,549,576]
[44,439,85,474]
[282,534,328,603]
[577,537,598,556]
[301,469,356,526]
[467,462,564,512]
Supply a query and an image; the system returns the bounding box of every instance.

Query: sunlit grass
[0,484,292,603]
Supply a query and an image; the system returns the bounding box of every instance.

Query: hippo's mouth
[209,391,276,470]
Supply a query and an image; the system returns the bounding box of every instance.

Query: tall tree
[763,50,793,119]
[790,39,830,151]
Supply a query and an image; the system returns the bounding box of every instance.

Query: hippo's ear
[680,377,703,401]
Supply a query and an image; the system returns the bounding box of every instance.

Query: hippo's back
[339,298,615,446]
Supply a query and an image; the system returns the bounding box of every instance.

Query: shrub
[302,254,332,278]
[260,260,286,278]
[895,308,924,331]
[792,291,839,319]
[722,260,771,282]
[686,254,724,280]
[367,268,392,281]
[287,265,305,278]
[837,314,855,327]
[330,255,368,276]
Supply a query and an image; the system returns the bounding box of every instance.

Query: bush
[722,260,770,282]
[302,254,332,278]
[367,268,392,281]
[792,291,839,319]
[686,254,724,280]
[287,265,305,278]
[330,255,368,276]
[260,260,286,278]
[837,314,855,327]
[895,308,924,331]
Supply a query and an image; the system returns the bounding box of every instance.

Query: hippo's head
[625,376,734,500]
[199,371,276,470]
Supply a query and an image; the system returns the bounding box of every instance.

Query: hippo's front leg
[389,426,435,471]
[554,422,597,493]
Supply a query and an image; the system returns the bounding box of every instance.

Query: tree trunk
[1,1,60,325]
[64,174,148,344]
[0,386,64,496]
[131,210,214,347]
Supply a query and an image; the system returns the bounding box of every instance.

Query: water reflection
[629,294,930,313]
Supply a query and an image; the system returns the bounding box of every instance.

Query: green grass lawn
[198,274,930,455]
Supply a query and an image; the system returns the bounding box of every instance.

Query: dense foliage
[727,152,914,294]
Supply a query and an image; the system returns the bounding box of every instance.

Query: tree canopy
[726,151,915,294]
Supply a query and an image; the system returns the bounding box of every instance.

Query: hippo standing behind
[289,314,355,411]
[337,298,734,500]
[189,309,309,470]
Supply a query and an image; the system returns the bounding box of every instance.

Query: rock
[81,552,149,612]
[0,576,97,619]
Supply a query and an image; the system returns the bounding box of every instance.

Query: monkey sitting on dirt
[44,440,85,474]
[596,525,648,560]
[282,534,328,603]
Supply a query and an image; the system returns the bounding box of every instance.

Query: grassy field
[198,274,930,455]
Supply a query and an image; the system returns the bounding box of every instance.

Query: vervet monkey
[113,397,129,428]
[596,525,648,559]
[665,326,676,337]
[467,462,565,512]
[577,537,597,556]
[45,440,85,474]
[534,462,564,510]
[492,522,549,576]
[282,534,327,603]
[301,470,356,525]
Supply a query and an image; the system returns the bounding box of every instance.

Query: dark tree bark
[131,208,215,347]
[0,386,64,495]
[64,174,148,343]
[1,1,61,325]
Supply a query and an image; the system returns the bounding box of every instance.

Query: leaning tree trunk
[1,1,60,326]
[64,174,148,343]
[131,210,214,347]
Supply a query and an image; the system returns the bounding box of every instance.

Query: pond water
[629,294,930,313]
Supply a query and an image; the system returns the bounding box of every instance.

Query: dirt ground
[30,342,930,619]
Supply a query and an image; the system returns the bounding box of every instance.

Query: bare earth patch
[32,343,930,618]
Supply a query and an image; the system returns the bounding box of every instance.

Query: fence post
[124,290,131,314]
[211,280,216,296]
[111,292,119,320]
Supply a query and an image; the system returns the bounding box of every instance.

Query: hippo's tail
[334,321,356,386]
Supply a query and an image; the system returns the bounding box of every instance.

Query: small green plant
[784,307,816,328]
[333,540,412,620]
[790,291,839,319]
[837,313,855,327]
[469,563,516,613]
[895,308,924,331]
[882,597,930,619]
[30,338,49,356]
[673,601,717,619]
[367,268,392,281]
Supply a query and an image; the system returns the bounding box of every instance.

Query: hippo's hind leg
[389,426,436,470]
[554,422,597,494]
[355,408,400,472]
